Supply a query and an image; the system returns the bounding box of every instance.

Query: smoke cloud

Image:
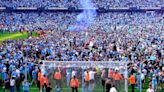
[67,0,97,31]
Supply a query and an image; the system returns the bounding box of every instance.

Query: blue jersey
[152,77,157,85]
[11,71,18,77]
[23,82,29,91]
[20,66,24,74]
[56,88,60,92]
[32,70,37,79]
[1,71,7,80]
[9,65,14,72]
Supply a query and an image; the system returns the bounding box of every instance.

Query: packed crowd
[0,11,164,92]
[0,0,164,8]
[0,12,164,32]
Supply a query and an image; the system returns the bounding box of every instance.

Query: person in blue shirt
[152,75,157,91]
[11,69,18,78]
[66,68,71,87]
[1,70,7,81]
[55,85,61,92]
[23,80,30,92]
[1,70,7,89]
[31,69,38,86]
[28,63,33,80]
[9,64,14,73]
[20,65,25,81]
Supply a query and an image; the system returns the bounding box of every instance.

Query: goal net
[40,61,128,92]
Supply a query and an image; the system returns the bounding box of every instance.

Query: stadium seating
[0,0,163,8]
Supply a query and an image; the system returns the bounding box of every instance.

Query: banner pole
[82,66,84,92]
[125,62,128,92]
[140,63,142,92]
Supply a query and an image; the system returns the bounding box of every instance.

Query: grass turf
[0,84,163,92]
[0,31,38,42]
[0,77,163,92]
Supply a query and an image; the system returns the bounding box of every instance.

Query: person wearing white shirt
[72,70,76,78]
[10,77,15,86]
[146,85,154,92]
[10,76,16,92]
[141,72,145,80]
[141,72,145,87]
[89,69,96,91]
[110,85,118,92]
[89,70,96,80]
[16,68,20,77]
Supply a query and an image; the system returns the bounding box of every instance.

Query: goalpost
[41,61,128,92]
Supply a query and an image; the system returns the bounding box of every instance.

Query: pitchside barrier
[41,61,128,92]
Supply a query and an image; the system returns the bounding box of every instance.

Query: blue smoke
[67,0,97,31]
